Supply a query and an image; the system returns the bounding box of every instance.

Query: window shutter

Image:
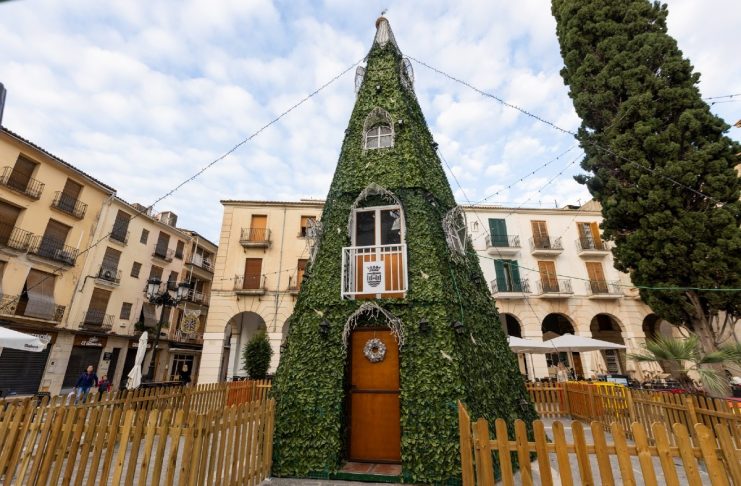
[509,260,522,291]
[156,232,170,253]
[89,287,112,313]
[590,222,602,245]
[244,258,263,289]
[142,303,157,326]
[0,261,5,299]
[62,179,82,199]
[488,218,508,246]
[24,270,56,320]
[494,260,507,291]
[102,247,121,271]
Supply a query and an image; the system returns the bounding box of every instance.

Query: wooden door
[585,262,606,293]
[250,215,267,241]
[9,156,36,191]
[538,260,558,292]
[244,258,262,289]
[349,329,401,463]
[531,220,549,248]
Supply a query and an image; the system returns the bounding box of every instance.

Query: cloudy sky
[0,0,738,242]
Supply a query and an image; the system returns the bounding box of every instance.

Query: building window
[353,206,403,246]
[363,107,395,150]
[299,216,317,237]
[120,302,132,320]
[140,229,149,244]
[175,240,184,259]
[131,262,142,278]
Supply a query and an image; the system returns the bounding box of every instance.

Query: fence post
[457,402,475,486]
[625,388,637,423]
[474,418,495,486]
[560,383,571,418]
[587,384,597,419]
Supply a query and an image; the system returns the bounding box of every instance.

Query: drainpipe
[0,83,6,126]
[273,208,287,332]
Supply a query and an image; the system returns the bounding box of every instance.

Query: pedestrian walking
[179,364,192,386]
[97,374,112,398]
[73,365,98,403]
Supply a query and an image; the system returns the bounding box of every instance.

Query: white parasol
[126,331,148,390]
[507,336,553,353]
[0,326,48,353]
[545,334,626,352]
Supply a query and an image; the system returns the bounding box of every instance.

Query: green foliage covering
[552,0,741,348]
[241,331,273,379]
[271,26,537,484]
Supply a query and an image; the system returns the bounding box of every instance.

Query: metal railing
[152,246,175,262]
[188,253,214,272]
[28,235,78,266]
[529,236,563,251]
[1,294,66,322]
[576,238,611,252]
[240,227,271,244]
[484,234,521,248]
[0,221,34,251]
[234,274,267,291]
[183,288,210,304]
[81,309,114,330]
[109,225,129,244]
[96,265,121,285]
[51,191,87,219]
[536,278,573,295]
[0,166,45,199]
[341,244,407,298]
[491,278,530,294]
[585,280,622,296]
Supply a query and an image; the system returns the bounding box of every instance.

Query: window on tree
[365,124,393,149]
[353,206,403,246]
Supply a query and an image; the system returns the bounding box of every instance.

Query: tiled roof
[1,126,116,193]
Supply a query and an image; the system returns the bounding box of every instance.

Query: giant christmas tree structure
[272,18,537,483]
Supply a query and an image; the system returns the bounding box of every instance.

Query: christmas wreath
[363,338,386,363]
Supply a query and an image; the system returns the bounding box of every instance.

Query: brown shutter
[62,179,82,199]
[244,258,262,289]
[537,261,557,291]
[175,240,185,258]
[156,232,170,252]
[590,222,603,245]
[43,219,71,243]
[112,210,131,237]
[102,247,121,271]
[297,259,308,288]
[24,269,56,320]
[0,202,21,246]
[0,261,5,299]
[250,215,267,241]
[142,303,157,326]
[148,265,163,281]
[531,220,549,246]
[576,222,589,240]
[89,287,112,313]
[9,156,36,190]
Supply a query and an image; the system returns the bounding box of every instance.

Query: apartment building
[199,200,322,383]
[0,127,114,395]
[198,198,670,383]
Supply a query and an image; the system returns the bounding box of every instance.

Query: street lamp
[143,277,190,381]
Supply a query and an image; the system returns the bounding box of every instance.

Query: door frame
[344,325,402,464]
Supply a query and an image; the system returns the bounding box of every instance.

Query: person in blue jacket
[73,365,98,403]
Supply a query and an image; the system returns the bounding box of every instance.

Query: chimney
[157,211,178,227]
[0,83,6,126]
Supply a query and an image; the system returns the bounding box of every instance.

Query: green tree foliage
[271,19,537,483]
[241,331,273,379]
[552,0,741,351]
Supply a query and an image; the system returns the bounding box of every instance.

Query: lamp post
[143,277,190,382]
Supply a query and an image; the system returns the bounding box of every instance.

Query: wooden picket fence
[458,401,741,486]
[526,382,741,446]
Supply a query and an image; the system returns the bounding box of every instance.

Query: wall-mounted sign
[74,335,108,348]
[362,260,385,293]
[130,340,153,349]
[103,352,113,361]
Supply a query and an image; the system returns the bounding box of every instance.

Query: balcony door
[85,287,112,326]
[40,219,71,258]
[531,220,550,248]
[577,222,601,249]
[59,178,83,213]
[250,215,267,241]
[0,201,22,246]
[494,259,521,292]
[352,206,404,298]
[488,218,509,247]
[8,156,36,192]
[538,260,558,293]
[586,262,607,293]
[243,258,263,289]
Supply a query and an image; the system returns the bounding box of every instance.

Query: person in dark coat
[73,365,98,403]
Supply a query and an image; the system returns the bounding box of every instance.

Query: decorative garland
[363,338,386,363]
[341,302,405,350]
[346,183,404,238]
[442,205,468,262]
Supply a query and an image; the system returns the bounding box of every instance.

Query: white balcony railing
[341,244,407,298]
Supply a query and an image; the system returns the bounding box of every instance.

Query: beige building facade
[198,199,669,384]
[199,200,322,383]
[0,127,214,396]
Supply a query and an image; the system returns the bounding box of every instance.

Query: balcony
[586,280,622,299]
[239,228,271,248]
[183,288,210,306]
[28,235,78,266]
[287,275,302,295]
[188,253,214,273]
[80,309,114,331]
[0,166,45,199]
[529,236,563,256]
[341,244,407,299]
[51,191,87,219]
[173,329,204,344]
[0,222,34,252]
[535,279,573,298]
[1,295,65,324]
[485,234,521,256]
[152,246,174,262]
[109,227,129,246]
[95,265,121,286]
[576,238,612,258]
[490,278,530,299]
[234,274,267,295]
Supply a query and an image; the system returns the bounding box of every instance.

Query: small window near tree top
[365,125,393,149]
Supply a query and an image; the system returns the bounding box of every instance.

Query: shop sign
[74,335,108,348]
[9,328,57,345]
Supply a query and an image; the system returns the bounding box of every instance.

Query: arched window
[363,107,395,150]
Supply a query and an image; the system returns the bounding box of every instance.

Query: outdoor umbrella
[507,336,553,380]
[127,331,148,390]
[545,334,626,352]
[0,326,48,353]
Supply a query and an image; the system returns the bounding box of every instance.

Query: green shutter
[494,260,507,292]
[510,260,522,292]
[488,218,508,247]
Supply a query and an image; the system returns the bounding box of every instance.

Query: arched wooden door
[348,329,401,463]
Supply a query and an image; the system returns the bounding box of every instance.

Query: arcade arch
[590,313,626,374]
[541,313,581,378]
[224,311,267,379]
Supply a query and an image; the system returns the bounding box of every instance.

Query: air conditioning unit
[103,269,114,281]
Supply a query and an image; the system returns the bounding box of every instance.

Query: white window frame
[364,124,394,150]
[351,205,405,246]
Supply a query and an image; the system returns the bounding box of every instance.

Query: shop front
[0,327,56,396]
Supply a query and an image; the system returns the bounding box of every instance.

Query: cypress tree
[271,18,537,483]
[551,0,741,352]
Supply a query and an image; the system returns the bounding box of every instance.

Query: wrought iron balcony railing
[182,288,210,305]
[341,244,408,298]
[234,274,267,293]
[81,309,114,330]
[152,246,175,262]
[188,253,214,272]
[51,191,87,219]
[109,225,129,245]
[0,221,34,251]
[576,238,611,253]
[96,265,121,285]
[1,294,65,323]
[0,166,45,199]
[491,278,530,294]
[529,236,563,252]
[485,234,521,248]
[239,227,271,247]
[585,280,622,296]
[28,235,78,266]
[536,278,573,295]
